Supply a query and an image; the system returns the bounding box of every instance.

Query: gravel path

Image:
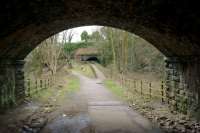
[42,65,163,133]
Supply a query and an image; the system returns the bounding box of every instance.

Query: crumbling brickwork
[0,59,25,108]
[165,57,200,114]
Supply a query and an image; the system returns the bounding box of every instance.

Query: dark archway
[86,56,100,63]
[1,0,200,113]
[0,1,200,59]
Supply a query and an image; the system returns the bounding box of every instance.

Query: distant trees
[61,30,74,68]
[91,27,165,76]
[25,26,165,78]
[25,34,64,77]
[90,31,103,41]
[81,31,90,42]
[40,35,63,75]
[25,28,96,77]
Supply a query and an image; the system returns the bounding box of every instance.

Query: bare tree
[62,29,74,68]
[39,34,63,76]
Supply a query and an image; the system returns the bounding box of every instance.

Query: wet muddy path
[0,66,163,133]
[41,66,162,133]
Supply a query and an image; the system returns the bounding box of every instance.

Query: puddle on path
[23,102,41,111]
[43,113,94,133]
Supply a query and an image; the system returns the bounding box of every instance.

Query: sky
[65,25,101,42]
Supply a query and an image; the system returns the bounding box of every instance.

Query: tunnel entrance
[74,47,100,63]
[1,1,200,111]
[86,56,100,63]
[1,25,200,133]
[1,0,200,132]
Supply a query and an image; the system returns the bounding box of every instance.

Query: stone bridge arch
[75,48,100,63]
[86,56,100,63]
[0,1,200,59]
[0,0,200,111]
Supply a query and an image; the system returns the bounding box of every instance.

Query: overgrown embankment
[100,65,200,133]
[0,67,80,133]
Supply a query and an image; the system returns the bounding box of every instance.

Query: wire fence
[25,76,54,97]
[112,74,167,104]
[0,80,15,109]
[95,64,195,114]
[108,73,192,115]
[0,76,54,109]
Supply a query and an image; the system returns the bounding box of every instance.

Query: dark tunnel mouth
[86,57,100,63]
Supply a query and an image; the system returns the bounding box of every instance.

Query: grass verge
[66,76,80,93]
[104,80,125,100]
[31,75,80,104]
[72,62,96,78]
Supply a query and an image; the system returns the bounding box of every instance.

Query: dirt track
[42,65,163,133]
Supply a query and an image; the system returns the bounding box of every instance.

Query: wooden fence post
[161,81,164,103]
[49,77,52,86]
[140,80,143,95]
[134,80,136,92]
[45,79,47,89]
[48,78,50,87]
[128,79,131,91]
[35,79,37,95]
[124,78,128,97]
[27,79,31,97]
[4,88,6,107]
[127,79,131,98]
[1,85,5,107]
[1,88,4,108]
[0,88,2,108]
[40,79,42,92]
[121,74,123,87]
[4,85,8,107]
[149,82,152,99]
[0,88,3,108]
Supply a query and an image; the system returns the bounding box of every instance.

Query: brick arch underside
[0,0,200,59]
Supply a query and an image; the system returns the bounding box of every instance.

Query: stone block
[0,59,25,108]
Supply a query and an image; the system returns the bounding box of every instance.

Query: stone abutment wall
[165,57,200,115]
[0,59,25,108]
